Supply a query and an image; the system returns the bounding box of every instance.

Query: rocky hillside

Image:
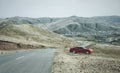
[44,16,120,35]
[0,24,78,50]
[44,16,120,44]
[0,16,120,44]
[1,16,120,35]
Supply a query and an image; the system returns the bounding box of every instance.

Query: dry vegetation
[52,43,120,73]
[87,44,120,59]
[0,24,79,50]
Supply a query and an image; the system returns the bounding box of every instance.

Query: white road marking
[16,56,25,60]
[15,53,35,60]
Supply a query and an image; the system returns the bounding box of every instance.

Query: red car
[69,47,93,54]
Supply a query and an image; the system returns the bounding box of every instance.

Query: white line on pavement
[16,56,25,60]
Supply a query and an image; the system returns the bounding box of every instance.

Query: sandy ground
[52,44,120,73]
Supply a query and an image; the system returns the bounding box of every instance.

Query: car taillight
[89,49,93,52]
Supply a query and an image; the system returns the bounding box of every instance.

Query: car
[69,47,93,54]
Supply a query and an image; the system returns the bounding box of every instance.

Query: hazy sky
[0,0,120,18]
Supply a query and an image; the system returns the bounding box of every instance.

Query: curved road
[0,49,56,73]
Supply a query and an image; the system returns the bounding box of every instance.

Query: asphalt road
[0,49,56,73]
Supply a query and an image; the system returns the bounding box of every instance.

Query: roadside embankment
[52,43,120,73]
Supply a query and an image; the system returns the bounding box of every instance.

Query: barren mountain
[0,16,120,45]
[0,24,78,50]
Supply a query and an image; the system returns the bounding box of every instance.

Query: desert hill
[0,16,120,45]
[0,24,78,50]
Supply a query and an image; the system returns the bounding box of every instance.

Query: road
[0,49,56,73]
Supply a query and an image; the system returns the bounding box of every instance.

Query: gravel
[52,48,120,73]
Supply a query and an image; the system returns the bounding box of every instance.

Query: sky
[0,0,120,18]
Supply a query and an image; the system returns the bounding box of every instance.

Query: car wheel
[86,51,90,54]
[72,51,76,54]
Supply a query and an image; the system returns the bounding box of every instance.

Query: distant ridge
[0,16,120,45]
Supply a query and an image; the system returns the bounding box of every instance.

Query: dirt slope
[0,24,79,50]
